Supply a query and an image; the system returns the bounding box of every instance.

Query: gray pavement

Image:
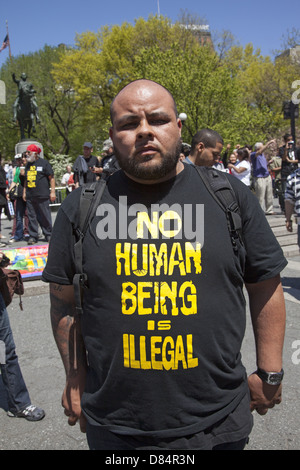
[0,255,299,450]
[0,210,299,450]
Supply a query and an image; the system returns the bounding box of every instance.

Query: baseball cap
[14,153,22,159]
[26,144,41,154]
[102,138,113,151]
[83,142,93,148]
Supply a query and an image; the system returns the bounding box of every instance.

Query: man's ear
[197,142,205,153]
[177,118,182,133]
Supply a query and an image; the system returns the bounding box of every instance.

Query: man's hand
[50,189,56,203]
[286,220,293,232]
[62,374,87,433]
[248,372,282,415]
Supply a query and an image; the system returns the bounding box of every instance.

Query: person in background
[73,142,101,188]
[0,251,45,421]
[23,144,56,245]
[99,138,120,175]
[61,165,74,195]
[7,154,28,243]
[185,128,224,167]
[228,148,251,187]
[0,157,9,247]
[250,140,276,215]
[285,167,300,250]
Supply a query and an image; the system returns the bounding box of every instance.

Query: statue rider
[12,72,40,124]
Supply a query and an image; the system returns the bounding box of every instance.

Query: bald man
[43,80,286,450]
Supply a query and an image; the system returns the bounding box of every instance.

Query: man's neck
[124,160,185,185]
[186,154,196,164]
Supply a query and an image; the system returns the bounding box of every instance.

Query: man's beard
[114,139,182,181]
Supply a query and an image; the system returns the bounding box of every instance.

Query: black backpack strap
[194,166,243,252]
[73,173,109,314]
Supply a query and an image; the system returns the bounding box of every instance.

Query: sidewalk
[0,254,299,450]
[0,205,299,450]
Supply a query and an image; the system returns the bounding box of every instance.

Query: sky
[0,0,300,68]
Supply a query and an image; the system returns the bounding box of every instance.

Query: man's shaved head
[110,79,178,124]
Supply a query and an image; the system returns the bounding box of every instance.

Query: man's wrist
[255,368,284,385]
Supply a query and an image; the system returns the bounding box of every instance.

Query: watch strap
[256,368,284,385]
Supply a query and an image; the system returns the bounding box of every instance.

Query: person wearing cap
[23,144,56,245]
[99,138,120,175]
[73,142,101,188]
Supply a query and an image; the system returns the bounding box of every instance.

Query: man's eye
[150,119,168,125]
[121,122,137,129]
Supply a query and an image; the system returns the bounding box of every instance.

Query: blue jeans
[0,293,31,413]
[14,197,27,240]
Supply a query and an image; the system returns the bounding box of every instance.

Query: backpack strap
[73,173,109,314]
[194,166,243,253]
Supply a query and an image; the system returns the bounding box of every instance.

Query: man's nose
[137,120,154,138]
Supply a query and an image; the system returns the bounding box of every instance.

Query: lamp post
[179,112,187,124]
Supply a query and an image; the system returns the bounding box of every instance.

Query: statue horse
[16,91,36,140]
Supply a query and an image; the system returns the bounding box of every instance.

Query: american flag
[0,34,9,53]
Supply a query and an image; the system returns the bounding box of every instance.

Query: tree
[0,45,87,158]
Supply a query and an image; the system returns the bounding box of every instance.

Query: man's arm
[246,275,286,415]
[49,175,56,203]
[254,139,276,157]
[49,283,87,432]
[285,199,295,232]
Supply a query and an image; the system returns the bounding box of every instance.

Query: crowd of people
[179,130,300,248]
[182,132,299,217]
[2,129,298,250]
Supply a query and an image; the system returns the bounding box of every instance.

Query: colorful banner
[2,244,48,280]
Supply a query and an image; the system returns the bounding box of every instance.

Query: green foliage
[48,152,73,183]
[0,15,299,157]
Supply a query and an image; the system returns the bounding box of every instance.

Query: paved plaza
[0,210,299,451]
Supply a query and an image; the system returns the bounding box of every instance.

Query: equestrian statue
[12,72,40,140]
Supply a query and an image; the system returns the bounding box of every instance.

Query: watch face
[268,373,283,385]
[257,369,283,385]
[269,375,278,384]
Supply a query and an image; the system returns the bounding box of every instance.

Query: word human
[96,196,204,243]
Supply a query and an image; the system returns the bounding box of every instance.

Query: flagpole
[157,0,160,16]
[6,20,12,62]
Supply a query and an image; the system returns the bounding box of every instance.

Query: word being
[121,280,197,316]
[96,196,204,243]
[122,333,198,370]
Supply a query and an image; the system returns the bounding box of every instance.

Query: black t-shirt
[25,157,54,199]
[100,154,120,174]
[279,145,300,178]
[42,164,287,439]
[73,155,100,184]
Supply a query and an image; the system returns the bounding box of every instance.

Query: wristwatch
[256,368,284,385]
